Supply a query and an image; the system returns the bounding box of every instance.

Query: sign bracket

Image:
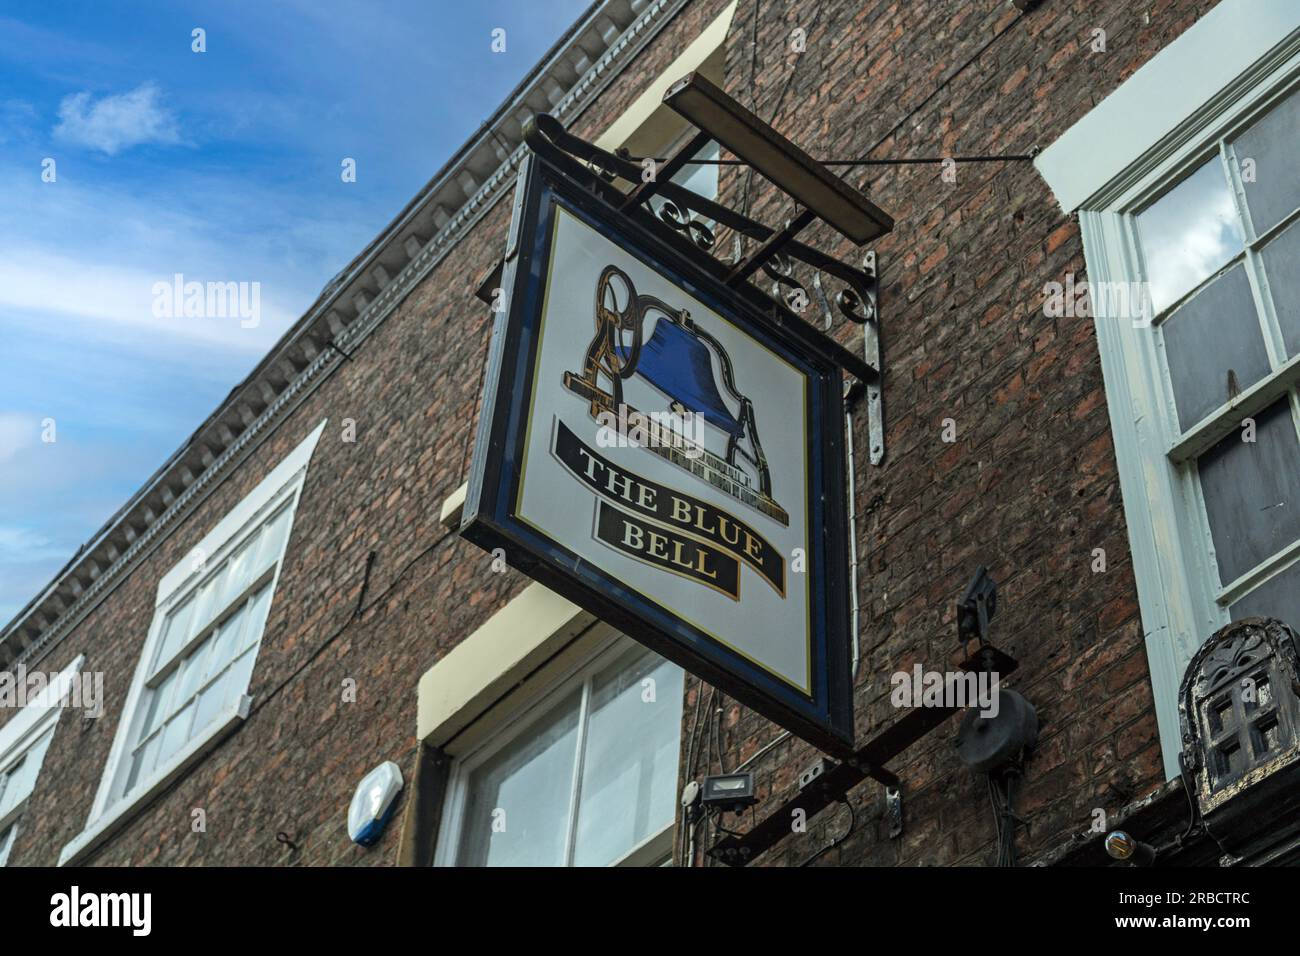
[707,644,1019,866]
[522,114,885,390]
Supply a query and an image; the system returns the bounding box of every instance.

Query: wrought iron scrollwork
[655,198,716,252]
[522,111,880,367]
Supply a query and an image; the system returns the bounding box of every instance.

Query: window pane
[1234,85,1300,237]
[228,646,258,699]
[220,537,258,608]
[125,732,161,793]
[1137,157,1244,314]
[174,639,210,706]
[1199,398,1300,583]
[242,584,274,653]
[188,572,224,642]
[158,701,196,764]
[142,668,178,736]
[206,604,247,679]
[256,505,293,573]
[0,821,16,866]
[155,594,196,672]
[1261,219,1300,359]
[0,758,25,820]
[0,727,54,817]
[193,668,235,733]
[1161,265,1270,431]
[456,689,582,866]
[1231,559,1300,629]
[572,652,683,866]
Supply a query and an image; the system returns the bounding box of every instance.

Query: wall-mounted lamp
[702,772,758,813]
[662,72,894,246]
[1104,830,1157,866]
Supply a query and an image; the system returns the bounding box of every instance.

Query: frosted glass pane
[457,689,581,866]
[1137,157,1244,314]
[572,652,683,866]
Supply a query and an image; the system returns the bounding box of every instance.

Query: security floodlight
[701,772,758,813]
[662,72,894,245]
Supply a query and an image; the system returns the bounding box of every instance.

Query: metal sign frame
[462,149,855,756]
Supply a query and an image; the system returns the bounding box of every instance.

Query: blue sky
[0,0,592,623]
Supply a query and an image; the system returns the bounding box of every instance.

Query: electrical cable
[731,730,791,773]
[797,797,856,867]
[649,154,1036,167]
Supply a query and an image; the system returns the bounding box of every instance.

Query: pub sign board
[462,151,855,755]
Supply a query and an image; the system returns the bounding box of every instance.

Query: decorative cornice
[2,0,694,670]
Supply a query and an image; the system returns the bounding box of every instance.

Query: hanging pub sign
[462,141,861,756]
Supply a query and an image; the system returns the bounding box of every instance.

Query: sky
[0,0,593,624]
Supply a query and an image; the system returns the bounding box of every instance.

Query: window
[1036,5,1300,776]
[1129,89,1300,633]
[436,637,684,866]
[60,420,325,865]
[0,727,54,866]
[0,656,82,866]
[113,499,292,802]
[648,137,720,215]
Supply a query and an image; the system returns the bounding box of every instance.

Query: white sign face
[515,207,813,693]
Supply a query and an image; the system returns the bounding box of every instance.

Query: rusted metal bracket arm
[620,129,714,211]
[707,645,1019,866]
[726,208,816,287]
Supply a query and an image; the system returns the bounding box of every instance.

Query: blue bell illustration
[617,317,744,438]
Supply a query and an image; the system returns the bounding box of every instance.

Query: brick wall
[677,0,1222,866]
[1,0,732,867]
[2,0,1219,868]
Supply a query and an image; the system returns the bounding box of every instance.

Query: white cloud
[0,248,295,352]
[54,82,180,155]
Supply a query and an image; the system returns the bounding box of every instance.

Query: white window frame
[434,627,681,867]
[0,655,84,865]
[1036,0,1300,777]
[59,419,326,865]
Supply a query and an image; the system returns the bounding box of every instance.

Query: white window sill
[58,696,251,866]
